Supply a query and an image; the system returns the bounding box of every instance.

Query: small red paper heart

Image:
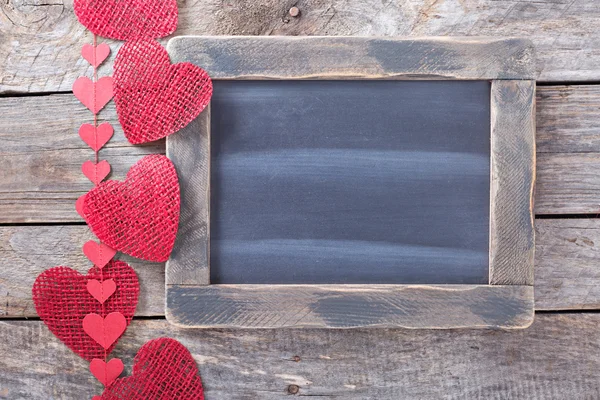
[114,40,212,144]
[83,155,180,262]
[83,312,127,349]
[99,339,204,400]
[82,43,111,67]
[87,279,116,304]
[32,261,138,361]
[91,358,124,386]
[79,123,114,151]
[74,0,178,40]
[73,76,114,114]
[76,195,86,218]
[82,160,111,185]
[83,240,117,269]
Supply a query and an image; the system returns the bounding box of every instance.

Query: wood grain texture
[3,314,600,399]
[166,37,533,329]
[537,85,600,154]
[166,284,534,329]
[489,80,535,285]
[168,36,535,80]
[0,94,162,223]
[2,219,600,317]
[0,225,164,318]
[535,218,600,311]
[1,0,600,94]
[2,86,600,222]
[166,108,211,286]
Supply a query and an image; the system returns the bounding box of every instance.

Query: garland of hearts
[33,0,212,398]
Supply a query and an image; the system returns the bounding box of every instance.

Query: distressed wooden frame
[165,36,536,329]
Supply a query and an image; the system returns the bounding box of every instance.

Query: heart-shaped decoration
[82,43,111,67]
[73,76,114,114]
[83,312,127,349]
[114,40,212,144]
[76,195,86,218]
[83,240,117,269]
[32,261,138,361]
[87,279,116,304]
[82,154,180,262]
[74,0,178,40]
[91,358,124,386]
[79,123,114,151]
[82,160,111,185]
[99,338,204,399]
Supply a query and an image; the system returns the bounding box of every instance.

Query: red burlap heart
[82,154,180,262]
[99,338,204,400]
[32,261,138,361]
[113,39,212,144]
[74,0,178,40]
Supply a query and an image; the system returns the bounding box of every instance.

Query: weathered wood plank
[2,314,600,399]
[535,218,600,310]
[536,152,600,215]
[489,80,535,285]
[2,86,600,221]
[0,225,164,318]
[166,284,534,329]
[168,36,535,80]
[0,95,162,223]
[537,85,600,154]
[1,0,600,94]
[1,219,599,317]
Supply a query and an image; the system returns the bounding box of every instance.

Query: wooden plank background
[2,0,600,398]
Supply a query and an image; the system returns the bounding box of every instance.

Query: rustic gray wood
[489,80,536,285]
[1,0,599,396]
[167,284,534,329]
[537,85,600,154]
[4,314,600,399]
[165,36,535,329]
[167,36,535,80]
[166,107,211,287]
[0,225,165,318]
[0,95,163,223]
[208,80,491,285]
[534,218,600,310]
[2,0,600,94]
[1,86,598,223]
[1,220,599,318]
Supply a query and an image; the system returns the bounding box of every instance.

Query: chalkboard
[210,80,491,284]
[165,36,536,329]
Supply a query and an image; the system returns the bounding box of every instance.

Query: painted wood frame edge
[165,36,536,329]
[165,36,536,80]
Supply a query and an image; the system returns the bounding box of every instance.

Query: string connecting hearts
[35,0,208,398]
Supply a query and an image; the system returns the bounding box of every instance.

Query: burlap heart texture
[96,338,204,400]
[32,261,139,361]
[113,39,212,144]
[74,0,178,40]
[82,154,180,262]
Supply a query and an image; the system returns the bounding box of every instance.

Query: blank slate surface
[210,80,491,284]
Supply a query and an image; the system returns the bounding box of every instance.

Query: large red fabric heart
[74,0,178,40]
[82,154,180,262]
[32,261,138,361]
[113,39,212,144]
[99,338,204,400]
